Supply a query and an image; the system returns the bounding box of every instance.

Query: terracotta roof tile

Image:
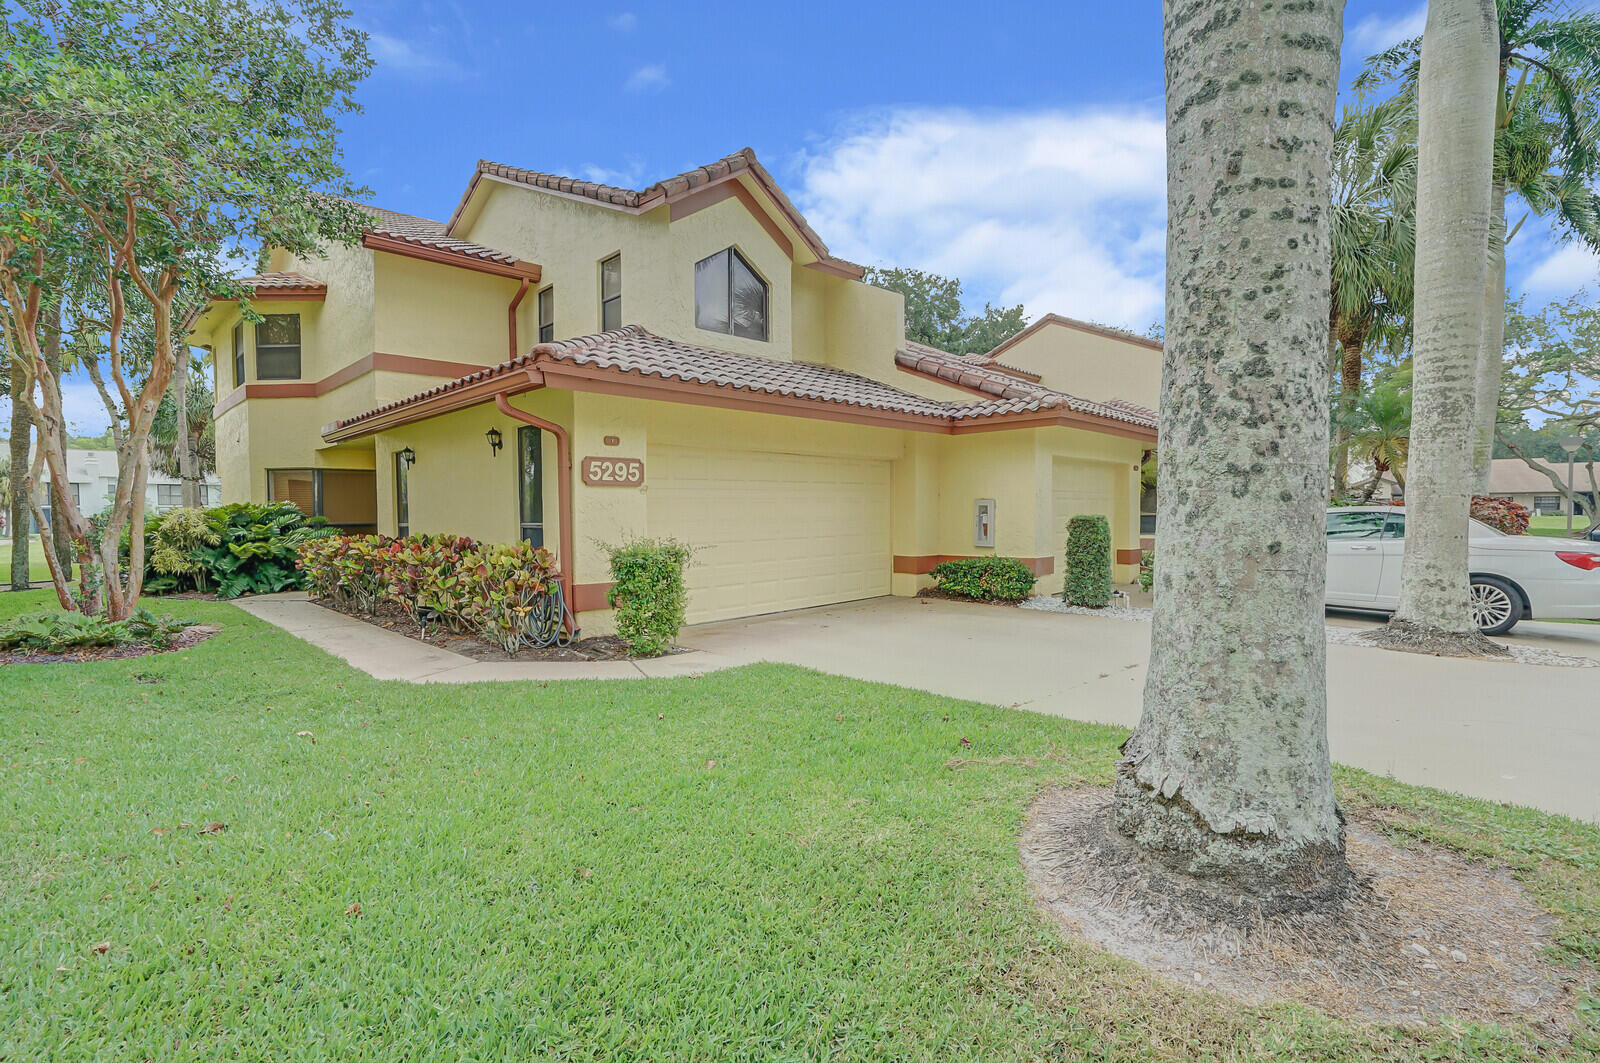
[359,204,529,269]
[894,342,1157,428]
[461,150,864,277]
[326,327,1157,440]
[234,271,326,291]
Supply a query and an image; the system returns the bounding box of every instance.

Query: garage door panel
[1052,461,1119,547]
[649,445,892,623]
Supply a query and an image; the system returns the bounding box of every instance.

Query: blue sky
[20,0,1600,433]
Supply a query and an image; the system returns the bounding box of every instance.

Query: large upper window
[231,321,245,388]
[600,255,621,331]
[518,427,544,546]
[694,248,768,340]
[538,286,554,343]
[255,314,302,380]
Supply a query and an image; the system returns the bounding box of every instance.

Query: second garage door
[649,445,892,623]
[1052,459,1120,554]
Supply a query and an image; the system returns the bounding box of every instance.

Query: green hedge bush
[1064,514,1112,607]
[606,539,691,657]
[1138,549,1154,593]
[928,557,1036,601]
[298,534,563,652]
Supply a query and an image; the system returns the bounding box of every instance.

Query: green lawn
[0,535,75,584]
[2,590,1598,1061]
[1527,514,1596,539]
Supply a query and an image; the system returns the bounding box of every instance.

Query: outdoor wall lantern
[398,446,416,468]
[485,427,504,456]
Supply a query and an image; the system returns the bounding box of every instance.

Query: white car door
[1325,510,1388,605]
[1374,512,1405,608]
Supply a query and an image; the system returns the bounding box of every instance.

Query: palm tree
[1373,0,1502,654]
[1115,0,1346,899]
[1328,97,1417,495]
[1342,386,1412,502]
[150,360,215,484]
[1361,0,1600,490]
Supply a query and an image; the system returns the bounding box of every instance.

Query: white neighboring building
[35,448,221,524]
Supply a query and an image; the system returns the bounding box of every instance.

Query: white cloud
[1521,241,1600,297]
[607,12,637,31]
[368,30,464,79]
[1348,5,1426,55]
[795,107,1168,330]
[623,63,669,93]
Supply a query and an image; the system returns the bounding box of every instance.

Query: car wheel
[1469,576,1521,635]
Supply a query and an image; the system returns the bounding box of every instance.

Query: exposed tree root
[1022,787,1577,1033]
[1358,619,1511,659]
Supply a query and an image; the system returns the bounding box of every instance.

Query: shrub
[928,557,1036,601]
[1064,514,1113,607]
[1138,550,1154,594]
[298,533,562,652]
[1471,495,1531,536]
[607,539,691,657]
[145,508,221,593]
[198,502,339,598]
[0,608,195,653]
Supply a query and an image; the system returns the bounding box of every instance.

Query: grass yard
[3,590,1599,1061]
[0,535,74,584]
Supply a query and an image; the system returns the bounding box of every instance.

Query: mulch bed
[311,597,676,663]
[1022,786,1581,1037]
[914,587,1025,607]
[0,624,219,666]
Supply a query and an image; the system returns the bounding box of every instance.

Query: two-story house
[185,149,1158,631]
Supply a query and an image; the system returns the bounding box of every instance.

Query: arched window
[694,248,768,341]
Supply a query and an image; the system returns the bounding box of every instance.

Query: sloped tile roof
[360,204,532,270]
[459,149,864,277]
[326,327,1157,441]
[895,341,1156,428]
[235,271,326,292]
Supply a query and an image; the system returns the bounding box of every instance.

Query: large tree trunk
[8,362,30,590]
[1382,0,1501,650]
[43,302,73,572]
[1114,0,1348,899]
[1471,180,1508,491]
[175,353,200,508]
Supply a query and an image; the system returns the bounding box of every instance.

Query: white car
[1326,506,1600,634]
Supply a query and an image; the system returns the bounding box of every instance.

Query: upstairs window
[231,321,245,388]
[538,285,554,343]
[694,247,767,341]
[255,314,302,380]
[600,254,622,331]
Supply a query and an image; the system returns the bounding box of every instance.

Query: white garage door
[1052,459,1119,552]
[649,445,892,623]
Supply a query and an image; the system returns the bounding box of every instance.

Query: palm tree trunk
[1114,0,1347,900]
[8,362,30,590]
[1471,180,1508,492]
[175,354,199,508]
[1333,329,1364,496]
[1381,0,1502,652]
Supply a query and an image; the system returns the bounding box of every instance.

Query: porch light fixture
[399,446,416,468]
[486,427,504,456]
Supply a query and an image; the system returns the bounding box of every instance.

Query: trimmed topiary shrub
[1064,514,1112,607]
[1138,549,1154,594]
[928,557,1036,601]
[607,538,691,657]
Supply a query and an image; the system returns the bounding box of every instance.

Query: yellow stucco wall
[995,321,1163,410]
[371,255,520,363]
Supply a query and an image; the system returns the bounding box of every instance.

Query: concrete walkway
[234,593,1600,824]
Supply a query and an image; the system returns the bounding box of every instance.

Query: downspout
[494,391,579,635]
[507,278,530,360]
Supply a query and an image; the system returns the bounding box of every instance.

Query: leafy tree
[1362,0,1600,489]
[1498,290,1599,518]
[863,266,1028,355]
[1117,0,1346,899]
[0,0,371,618]
[1328,97,1417,494]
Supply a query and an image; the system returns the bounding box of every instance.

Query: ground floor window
[394,452,410,538]
[269,468,378,535]
[1534,494,1564,515]
[518,426,543,546]
[155,483,183,509]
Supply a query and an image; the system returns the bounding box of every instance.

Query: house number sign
[581,456,644,486]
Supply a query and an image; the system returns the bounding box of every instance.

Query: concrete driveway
[681,597,1600,824]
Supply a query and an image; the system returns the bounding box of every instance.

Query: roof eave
[361,232,542,282]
